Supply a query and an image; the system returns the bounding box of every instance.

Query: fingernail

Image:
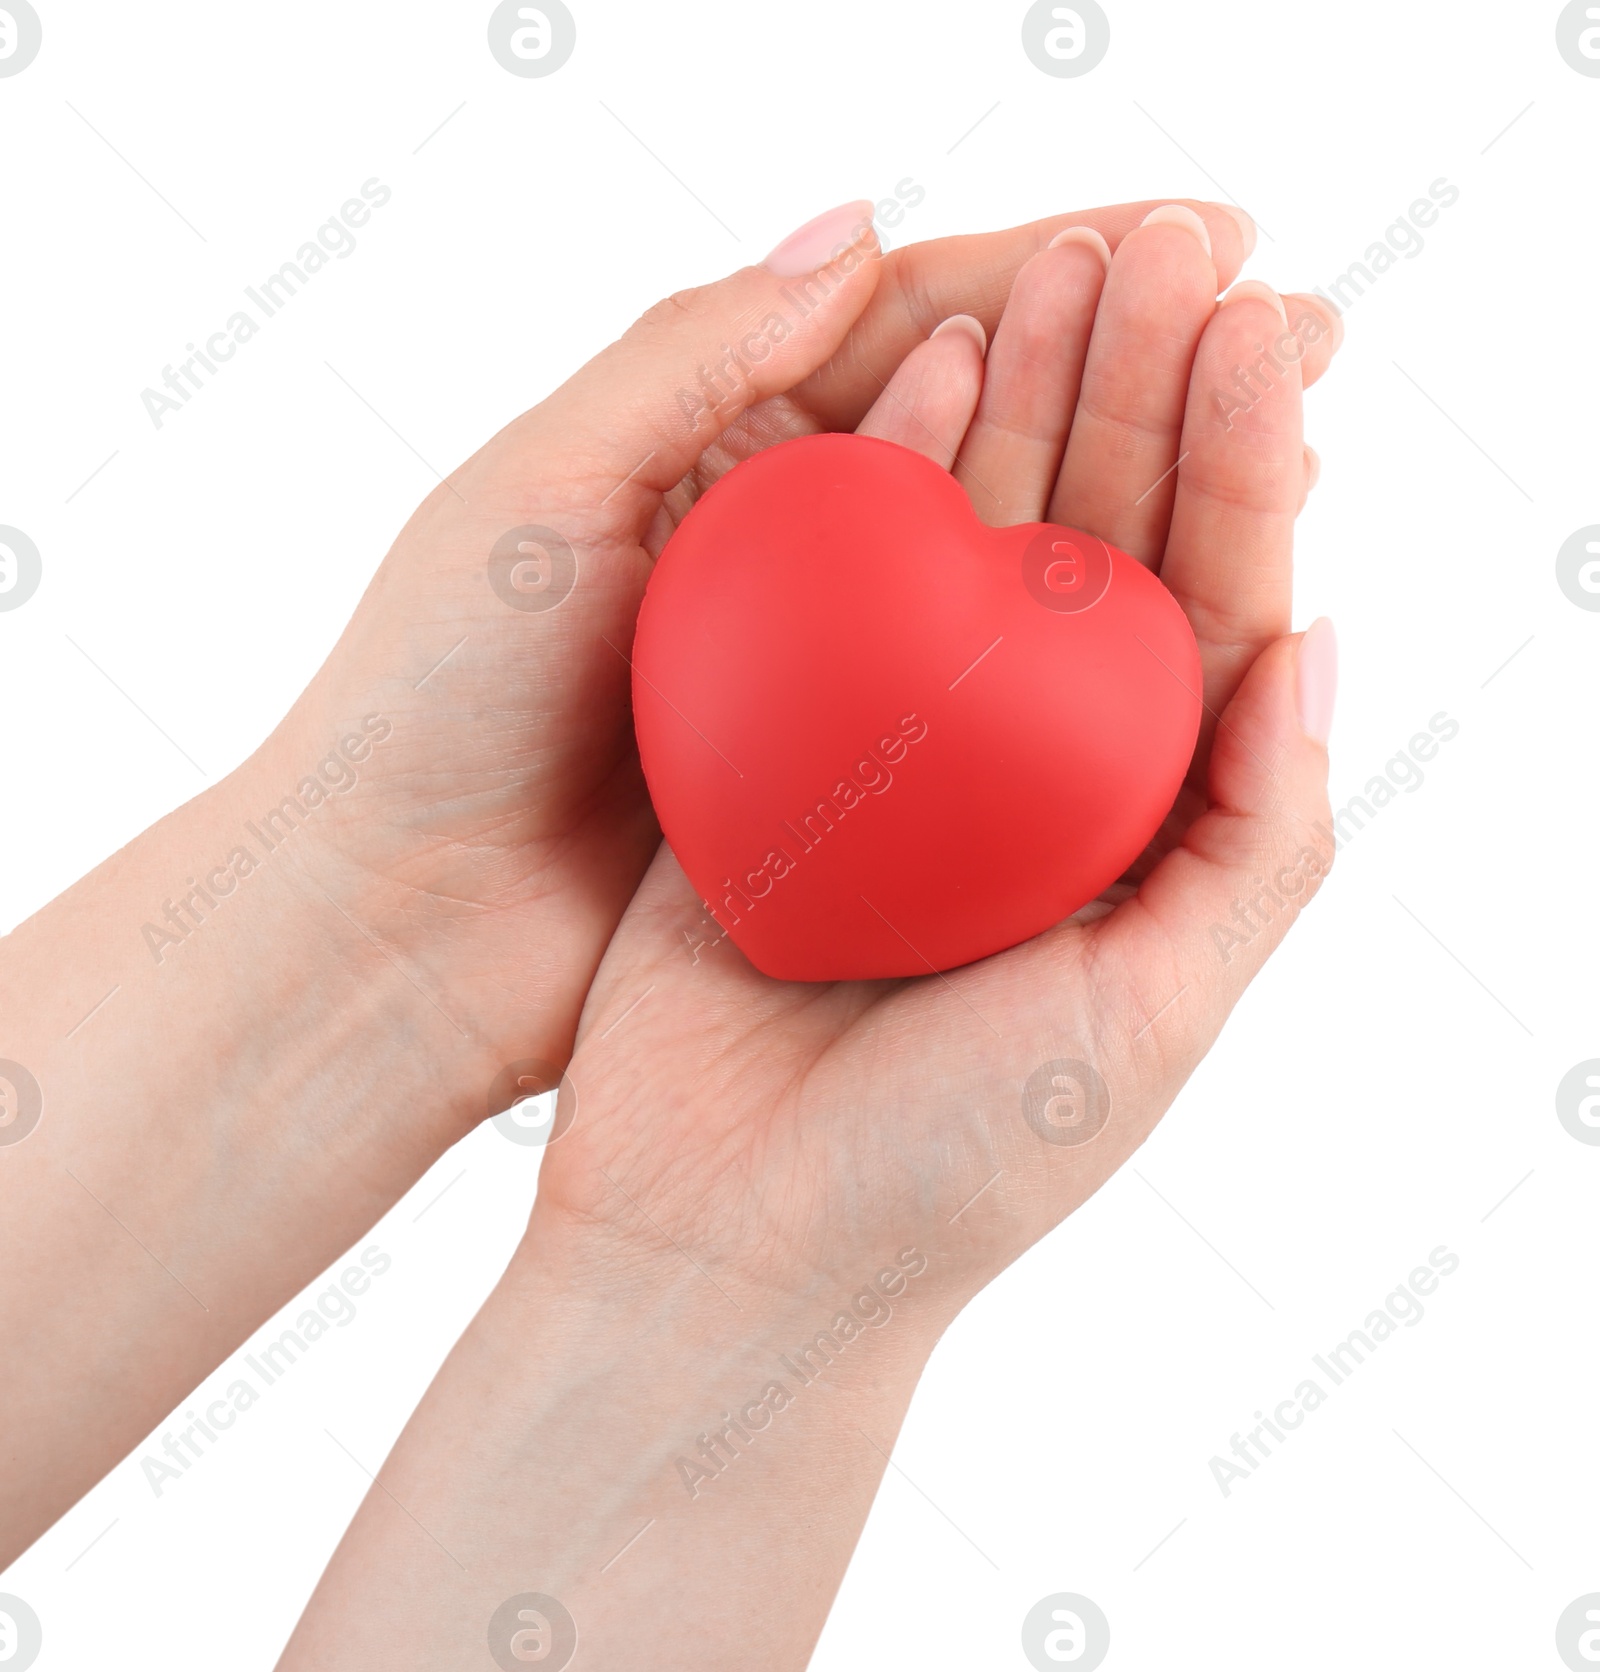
[763,200,878,278]
[1139,203,1212,258]
[1297,617,1338,746]
[1047,225,1112,268]
[1286,293,1345,354]
[930,313,988,355]
[1304,445,1321,492]
[1220,279,1289,324]
[1218,203,1257,261]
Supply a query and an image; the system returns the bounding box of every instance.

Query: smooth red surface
[632,432,1201,981]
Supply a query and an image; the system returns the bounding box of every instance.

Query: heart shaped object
[632,432,1201,981]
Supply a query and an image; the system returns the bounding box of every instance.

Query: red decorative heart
[632,433,1201,981]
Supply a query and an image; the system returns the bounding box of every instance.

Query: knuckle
[633,285,708,337]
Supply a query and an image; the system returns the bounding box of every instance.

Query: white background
[2,1,1597,1667]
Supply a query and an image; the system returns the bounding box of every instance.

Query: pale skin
[278,205,1339,1663]
[0,197,1340,1663]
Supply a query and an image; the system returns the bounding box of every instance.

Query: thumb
[530,201,883,511]
[1115,618,1338,1058]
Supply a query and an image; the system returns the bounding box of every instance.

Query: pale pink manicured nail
[1304,445,1321,491]
[1220,279,1289,323]
[929,313,988,355]
[1218,204,1257,261]
[1139,203,1212,257]
[1297,617,1338,745]
[763,201,878,277]
[1047,225,1112,268]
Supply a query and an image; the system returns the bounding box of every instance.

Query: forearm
[279,1210,942,1670]
[0,715,510,1561]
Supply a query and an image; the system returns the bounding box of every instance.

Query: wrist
[285,1207,941,1670]
[517,1196,946,1433]
[1,725,510,1204]
[0,737,502,1556]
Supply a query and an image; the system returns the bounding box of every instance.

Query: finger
[790,200,1255,432]
[1048,205,1220,563]
[950,229,1110,526]
[1300,445,1321,513]
[902,623,1332,1236]
[515,201,884,519]
[1092,622,1337,1074]
[1160,280,1307,757]
[1283,294,1344,391]
[855,315,987,469]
